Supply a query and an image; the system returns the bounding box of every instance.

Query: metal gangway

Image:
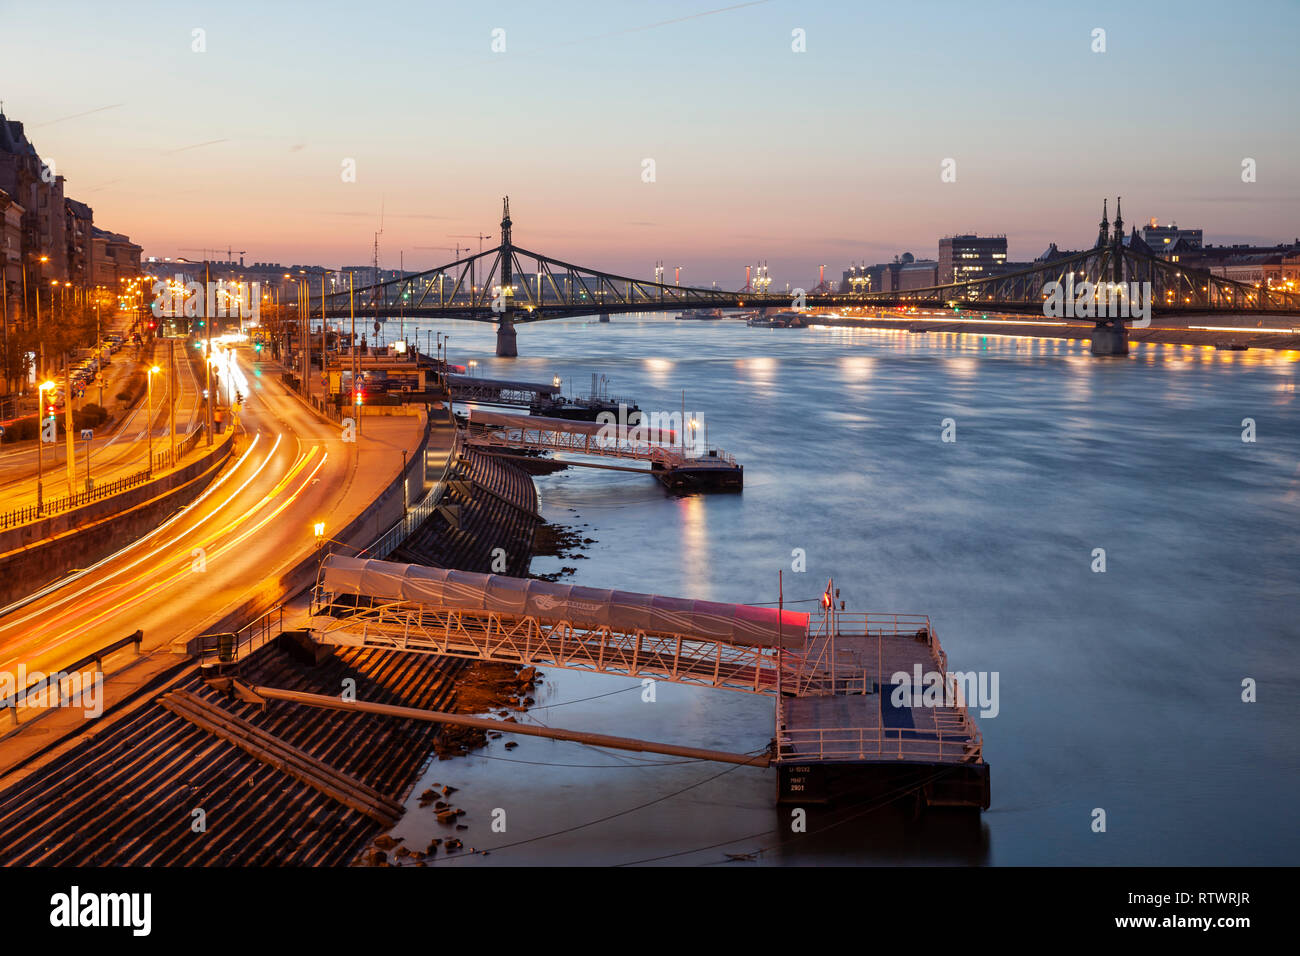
[445,374,560,408]
[309,556,802,694]
[305,557,984,767]
[463,408,736,473]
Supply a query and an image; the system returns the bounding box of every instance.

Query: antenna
[372,197,385,292]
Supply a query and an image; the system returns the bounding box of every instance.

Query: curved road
[0,345,419,679]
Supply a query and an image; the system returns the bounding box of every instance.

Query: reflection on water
[392,317,1299,866]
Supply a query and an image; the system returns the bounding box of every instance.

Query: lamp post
[146,365,161,476]
[36,379,56,513]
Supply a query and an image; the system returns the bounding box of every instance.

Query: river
[388,315,1299,866]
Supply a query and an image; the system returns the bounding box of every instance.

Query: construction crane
[180,245,247,265]
[450,233,492,255]
[416,244,471,260]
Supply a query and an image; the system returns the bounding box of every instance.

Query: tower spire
[1112,196,1123,245]
[1097,198,1109,249]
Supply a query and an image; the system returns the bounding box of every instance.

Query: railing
[359,429,461,560]
[196,606,285,668]
[466,420,729,469]
[776,721,983,764]
[0,424,210,530]
[1,629,144,724]
[788,611,936,696]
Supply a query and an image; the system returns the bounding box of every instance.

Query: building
[1142,218,1202,256]
[1167,240,1300,269]
[898,257,938,290]
[1,189,23,330]
[65,198,94,287]
[1207,251,1300,291]
[91,227,142,287]
[938,235,1008,284]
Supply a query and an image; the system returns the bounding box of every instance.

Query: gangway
[445,374,560,408]
[306,556,990,808]
[464,409,743,491]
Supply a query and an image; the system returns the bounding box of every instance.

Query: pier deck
[776,615,989,808]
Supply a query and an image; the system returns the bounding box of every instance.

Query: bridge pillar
[1089,321,1129,356]
[496,317,518,357]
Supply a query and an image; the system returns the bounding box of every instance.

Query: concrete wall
[0,434,234,606]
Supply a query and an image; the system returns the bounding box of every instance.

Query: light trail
[58,447,329,644]
[0,433,273,642]
[11,441,321,650]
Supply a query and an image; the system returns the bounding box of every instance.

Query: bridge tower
[496,195,518,357]
[1090,196,1130,357]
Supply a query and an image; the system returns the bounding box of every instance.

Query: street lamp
[146,365,161,475]
[35,379,57,512]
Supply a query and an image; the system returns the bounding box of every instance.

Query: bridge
[302,197,1300,358]
[307,555,989,807]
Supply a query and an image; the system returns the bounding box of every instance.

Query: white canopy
[321,555,807,649]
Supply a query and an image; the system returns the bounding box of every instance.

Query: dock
[303,557,990,812]
[776,613,990,809]
[464,408,744,492]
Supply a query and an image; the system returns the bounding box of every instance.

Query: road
[0,338,204,511]
[0,344,424,680]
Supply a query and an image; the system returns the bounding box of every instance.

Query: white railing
[777,722,983,764]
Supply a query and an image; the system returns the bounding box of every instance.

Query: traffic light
[45,404,56,418]
[354,391,363,405]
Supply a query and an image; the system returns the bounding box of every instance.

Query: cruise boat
[676,309,725,320]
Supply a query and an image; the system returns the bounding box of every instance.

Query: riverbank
[810,313,1300,350]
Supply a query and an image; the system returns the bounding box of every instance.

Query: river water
[389,316,1299,866]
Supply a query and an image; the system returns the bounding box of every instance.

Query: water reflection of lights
[678,495,710,593]
[838,355,875,381]
[643,358,674,385]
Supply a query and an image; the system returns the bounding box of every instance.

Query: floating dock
[776,613,990,810]
[302,558,989,812]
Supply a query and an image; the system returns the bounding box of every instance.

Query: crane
[416,244,470,260]
[449,233,492,255]
[179,245,246,265]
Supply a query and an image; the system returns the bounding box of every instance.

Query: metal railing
[789,611,936,696]
[196,606,285,668]
[359,429,461,560]
[0,424,208,530]
[777,721,983,764]
[1,629,144,724]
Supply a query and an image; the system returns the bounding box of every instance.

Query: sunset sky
[5,0,1298,287]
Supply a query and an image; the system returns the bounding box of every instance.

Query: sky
[3,0,1299,288]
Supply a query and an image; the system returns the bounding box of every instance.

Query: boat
[530,373,642,424]
[747,311,807,328]
[676,309,725,321]
[652,449,743,493]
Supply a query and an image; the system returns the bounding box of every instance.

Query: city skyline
[3,0,1299,284]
